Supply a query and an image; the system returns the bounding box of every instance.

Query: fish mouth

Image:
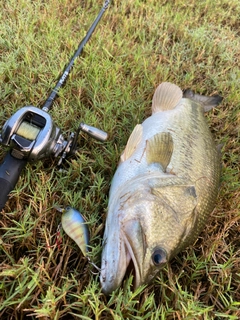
[100,219,144,295]
[121,229,142,288]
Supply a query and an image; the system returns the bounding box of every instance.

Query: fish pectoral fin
[183,89,223,112]
[120,124,143,162]
[152,82,183,113]
[146,132,173,172]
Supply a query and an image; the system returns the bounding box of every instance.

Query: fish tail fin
[183,89,223,112]
[152,82,183,113]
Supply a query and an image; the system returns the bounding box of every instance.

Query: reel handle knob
[79,123,108,142]
[0,152,27,210]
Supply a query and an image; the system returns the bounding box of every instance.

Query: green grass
[0,0,239,319]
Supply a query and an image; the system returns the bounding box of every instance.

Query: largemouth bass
[100,82,222,295]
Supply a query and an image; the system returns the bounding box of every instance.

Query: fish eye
[151,247,167,266]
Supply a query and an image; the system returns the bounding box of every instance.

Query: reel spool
[16,121,41,141]
[0,106,62,161]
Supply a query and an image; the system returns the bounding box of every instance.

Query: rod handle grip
[0,151,27,211]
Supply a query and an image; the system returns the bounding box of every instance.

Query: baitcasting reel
[0,1,110,210]
[0,105,107,163]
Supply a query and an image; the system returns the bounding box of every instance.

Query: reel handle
[0,151,27,210]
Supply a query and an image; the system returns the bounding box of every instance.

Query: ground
[0,0,239,319]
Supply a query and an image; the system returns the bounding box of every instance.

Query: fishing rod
[0,1,110,211]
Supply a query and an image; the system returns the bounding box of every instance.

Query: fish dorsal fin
[146,132,173,172]
[152,82,183,113]
[120,124,143,162]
